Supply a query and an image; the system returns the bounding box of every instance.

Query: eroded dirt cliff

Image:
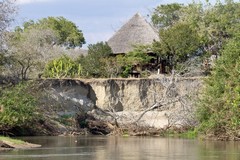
[31,77,202,135]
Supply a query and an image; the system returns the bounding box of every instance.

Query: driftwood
[135,97,182,124]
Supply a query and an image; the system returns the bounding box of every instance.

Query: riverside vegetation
[0,0,240,141]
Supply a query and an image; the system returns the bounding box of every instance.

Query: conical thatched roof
[108,13,159,54]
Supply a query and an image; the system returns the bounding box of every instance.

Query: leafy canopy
[17,17,85,48]
[151,3,183,28]
[78,42,112,78]
[125,45,153,66]
[155,23,201,64]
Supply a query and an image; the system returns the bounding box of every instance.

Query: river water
[0,136,239,160]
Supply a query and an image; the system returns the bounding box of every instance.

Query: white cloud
[16,0,53,5]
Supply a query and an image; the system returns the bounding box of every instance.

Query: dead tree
[89,69,200,132]
[134,70,200,129]
[90,69,201,134]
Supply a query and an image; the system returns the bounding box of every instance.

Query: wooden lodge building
[107,13,167,77]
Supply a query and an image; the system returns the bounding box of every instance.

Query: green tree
[87,41,112,58]
[197,32,240,139]
[151,3,205,73]
[114,45,153,77]
[179,3,203,29]
[156,23,201,67]
[19,16,85,48]
[200,0,240,55]
[152,1,240,61]
[180,1,240,56]
[79,42,112,78]
[151,3,183,28]
[125,45,152,67]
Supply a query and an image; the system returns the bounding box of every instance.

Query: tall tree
[152,1,239,72]
[155,23,201,67]
[179,1,240,56]
[151,3,183,29]
[201,0,240,55]
[7,27,58,80]
[19,17,85,48]
[79,42,112,78]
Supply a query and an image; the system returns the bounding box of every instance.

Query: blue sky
[16,0,198,48]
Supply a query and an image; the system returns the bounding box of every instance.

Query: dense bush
[0,82,37,131]
[44,55,82,78]
[197,34,240,139]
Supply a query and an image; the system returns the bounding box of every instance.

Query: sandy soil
[116,111,170,128]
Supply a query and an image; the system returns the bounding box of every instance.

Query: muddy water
[0,136,239,160]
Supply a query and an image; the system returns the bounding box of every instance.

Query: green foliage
[180,130,198,139]
[0,83,37,130]
[152,1,239,69]
[156,23,201,65]
[120,65,132,78]
[87,41,112,57]
[118,45,153,77]
[77,43,152,78]
[125,45,153,66]
[78,42,112,78]
[44,55,82,78]
[0,51,9,67]
[197,33,240,138]
[18,16,85,48]
[179,3,205,42]
[165,128,198,139]
[120,45,155,77]
[203,1,240,39]
[151,3,183,28]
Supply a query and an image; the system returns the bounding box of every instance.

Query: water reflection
[0,136,239,160]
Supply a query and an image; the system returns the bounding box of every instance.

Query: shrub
[0,82,37,131]
[44,55,82,78]
[197,34,240,139]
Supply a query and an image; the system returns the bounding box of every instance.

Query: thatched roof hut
[108,13,159,54]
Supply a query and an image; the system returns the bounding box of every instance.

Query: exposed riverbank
[1,77,202,138]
